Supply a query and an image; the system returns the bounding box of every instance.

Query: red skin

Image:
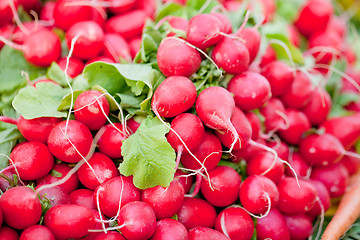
[236,27,261,63]
[66,21,104,60]
[239,175,279,215]
[74,90,110,131]
[77,152,119,190]
[57,57,85,78]
[157,37,202,77]
[94,176,141,217]
[188,227,229,240]
[227,72,271,111]
[40,1,56,23]
[210,12,232,34]
[94,231,126,240]
[277,178,318,215]
[53,0,93,31]
[152,76,197,118]
[260,98,287,133]
[307,179,331,216]
[215,207,254,240]
[17,116,62,144]
[141,180,185,219]
[44,204,96,239]
[341,150,360,175]
[278,109,311,145]
[177,198,217,230]
[285,152,311,178]
[174,169,193,194]
[294,0,333,38]
[211,36,250,75]
[200,166,241,207]
[47,120,93,163]
[256,208,290,240]
[128,37,142,59]
[261,61,293,97]
[103,33,132,62]
[0,168,18,192]
[97,123,127,159]
[259,45,277,68]
[20,225,55,240]
[23,29,62,67]
[10,141,54,180]
[302,88,331,126]
[69,189,96,210]
[36,163,80,194]
[284,214,313,240]
[309,30,342,64]
[105,10,147,39]
[12,22,46,44]
[247,152,285,184]
[0,227,19,239]
[36,185,71,207]
[245,112,262,140]
[150,218,188,240]
[327,16,347,39]
[107,0,137,14]
[267,140,290,161]
[117,201,157,240]
[0,186,42,230]
[86,56,116,65]
[288,25,300,47]
[0,0,17,27]
[126,117,141,134]
[163,15,189,37]
[0,24,14,49]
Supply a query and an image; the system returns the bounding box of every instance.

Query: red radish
[94,176,140,217]
[247,152,284,184]
[87,56,116,65]
[129,37,141,58]
[97,123,127,159]
[40,1,56,23]
[69,189,96,210]
[267,140,290,160]
[82,210,108,240]
[8,141,53,180]
[311,162,349,198]
[230,138,267,162]
[11,22,46,44]
[0,227,19,239]
[188,226,230,240]
[261,61,293,96]
[107,0,137,14]
[245,112,262,140]
[94,231,126,240]
[162,15,189,37]
[211,36,250,75]
[150,218,189,240]
[36,163,79,194]
[227,71,271,111]
[20,225,55,240]
[126,117,141,134]
[77,152,119,190]
[294,0,333,37]
[258,0,276,23]
[256,208,290,240]
[288,25,301,47]
[0,168,18,192]
[0,24,14,50]
[341,151,360,175]
[259,45,277,68]
[105,10,147,39]
[328,16,347,39]
[200,166,241,207]
[57,57,85,78]
[136,0,156,18]
[286,152,311,178]
[53,0,92,31]
[151,76,197,118]
[284,214,313,240]
[239,175,279,215]
[174,169,193,194]
[0,186,41,230]
[277,177,318,215]
[74,90,110,131]
[141,180,185,219]
[299,133,345,166]
[301,88,331,126]
[177,197,217,230]
[278,109,311,145]
[47,120,93,163]
[44,204,95,239]
[223,1,241,11]
[36,184,70,207]
[307,179,331,216]
[66,20,104,60]
[260,98,288,133]
[157,37,201,77]
[186,14,224,50]
[236,27,261,63]
[103,33,132,62]
[308,30,342,64]
[215,207,254,240]
[0,0,17,27]
[117,201,157,240]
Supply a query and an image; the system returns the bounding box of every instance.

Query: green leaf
[116,90,143,112]
[136,22,164,64]
[0,125,22,170]
[71,74,89,91]
[57,90,84,111]
[119,116,176,189]
[275,0,304,22]
[46,62,70,86]
[12,82,68,119]
[156,2,184,21]
[186,0,220,13]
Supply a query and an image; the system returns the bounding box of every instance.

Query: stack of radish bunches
[0,0,360,239]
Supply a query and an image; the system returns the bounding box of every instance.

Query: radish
[247,152,284,184]
[69,189,96,210]
[230,138,267,162]
[94,176,140,217]
[267,140,290,160]
[188,226,230,240]
[0,186,41,230]
[47,120,93,163]
[74,90,110,131]
[177,197,217,230]
[77,152,119,190]
[200,166,241,207]
[107,0,137,14]
[261,61,293,97]
[0,0,17,27]
[87,56,116,65]
[215,207,254,240]
[40,1,56,23]
[8,141,53,180]
[97,123,128,159]
[129,37,141,59]
[117,201,157,240]
[288,25,301,47]
[259,45,277,68]
[0,168,18,192]
[35,184,71,207]
[301,88,331,126]
[103,33,132,62]
[308,30,342,64]
[236,27,261,63]
[277,177,318,215]
[11,22,46,44]
[307,179,331,216]
[0,24,14,50]
[141,179,185,219]
[285,152,311,178]
[94,231,126,240]
[210,12,232,34]
[0,227,19,239]
[150,218,188,240]
[174,169,193,194]
[20,225,55,240]
[239,175,279,215]
[256,208,290,240]
[260,98,288,134]
[284,214,313,240]
[57,57,85,78]
[341,151,360,175]
[162,15,189,37]
[151,76,197,118]
[245,112,262,140]
[44,204,96,239]
[157,37,201,77]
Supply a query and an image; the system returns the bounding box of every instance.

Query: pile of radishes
[0,0,360,239]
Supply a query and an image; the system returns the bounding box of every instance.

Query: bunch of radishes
[1,0,360,239]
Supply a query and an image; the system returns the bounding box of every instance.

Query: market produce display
[0,0,360,239]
